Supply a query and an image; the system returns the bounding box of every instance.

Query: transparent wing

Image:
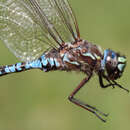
[0,0,80,61]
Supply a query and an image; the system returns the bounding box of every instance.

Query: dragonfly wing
[0,0,80,62]
[36,0,80,42]
[0,0,57,61]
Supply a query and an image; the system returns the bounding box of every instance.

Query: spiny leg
[68,76,108,122]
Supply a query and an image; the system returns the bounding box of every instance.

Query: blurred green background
[0,0,130,130]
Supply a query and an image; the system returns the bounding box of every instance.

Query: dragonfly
[0,0,129,122]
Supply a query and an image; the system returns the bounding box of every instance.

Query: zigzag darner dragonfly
[0,0,129,122]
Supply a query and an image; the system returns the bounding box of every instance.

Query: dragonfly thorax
[60,40,103,74]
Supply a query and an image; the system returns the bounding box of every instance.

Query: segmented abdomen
[0,54,61,76]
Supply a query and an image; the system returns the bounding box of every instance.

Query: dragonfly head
[101,49,127,80]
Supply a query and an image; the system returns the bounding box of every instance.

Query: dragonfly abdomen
[0,54,62,76]
[39,54,61,71]
[0,61,41,76]
[0,63,28,76]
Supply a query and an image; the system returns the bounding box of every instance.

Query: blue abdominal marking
[16,63,22,71]
[29,60,42,68]
[40,55,60,67]
[39,55,61,71]
[5,66,10,73]
[25,63,30,69]
[48,58,54,67]
[41,55,48,66]
[54,58,60,67]
[9,65,15,72]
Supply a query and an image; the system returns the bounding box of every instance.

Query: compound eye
[107,56,117,67]
[117,64,126,72]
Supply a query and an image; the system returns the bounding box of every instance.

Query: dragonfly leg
[99,73,129,93]
[112,80,129,93]
[99,74,115,88]
[68,76,108,122]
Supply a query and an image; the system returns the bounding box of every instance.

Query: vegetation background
[0,0,130,130]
